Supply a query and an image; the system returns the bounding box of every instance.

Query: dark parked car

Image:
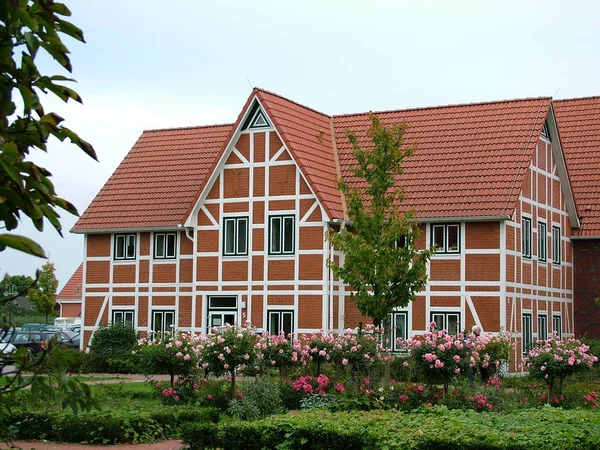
[21,323,62,332]
[6,330,79,354]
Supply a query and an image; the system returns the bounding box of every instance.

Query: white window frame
[267,310,294,336]
[385,311,409,352]
[431,223,460,254]
[223,217,249,256]
[430,311,461,335]
[114,234,136,260]
[537,314,548,341]
[521,217,532,259]
[152,310,175,335]
[112,309,135,327]
[552,226,561,265]
[522,312,533,356]
[269,215,295,255]
[154,232,177,259]
[552,314,562,338]
[537,221,547,262]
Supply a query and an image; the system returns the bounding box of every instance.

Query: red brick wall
[574,239,600,338]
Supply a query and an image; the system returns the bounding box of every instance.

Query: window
[152,310,175,335]
[522,313,533,356]
[223,217,248,256]
[537,314,548,341]
[541,121,551,141]
[430,312,461,335]
[537,221,547,262]
[207,296,237,331]
[269,215,295,255]
[385,311,408,352]
[112,310,134,327]
[114,234,136,260]
[267,310,294,336]
[553,315,562,338]
[552,226,561,264]
[431,224,460,253]
[521,218,532,259]
[154,233,177,259]
[241,102,271,130]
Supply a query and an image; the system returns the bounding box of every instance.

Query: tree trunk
[230,369,236,399]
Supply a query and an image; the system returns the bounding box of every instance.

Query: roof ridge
[554,95,600,103]
[143,123,233,133]
[333,96,553,119]
[255,87,332,119]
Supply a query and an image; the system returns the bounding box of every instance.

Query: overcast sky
[1,0,599,291]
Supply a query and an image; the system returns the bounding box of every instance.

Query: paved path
[1,440,184,449]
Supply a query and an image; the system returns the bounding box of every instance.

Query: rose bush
[399,322,472,392]
[135,329,201,385]
[523,335,598,399]
[199,324,258,398]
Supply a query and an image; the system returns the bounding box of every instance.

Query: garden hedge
[3,406,219,444]
[182,407,600,450]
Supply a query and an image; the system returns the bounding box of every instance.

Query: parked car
[21,323,62,332]
[0,341,16,373]
[5,330,79,354]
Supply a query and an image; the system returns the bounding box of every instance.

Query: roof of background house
[554,97,600,237]
[56,263,83,300]
[73,89,562,231]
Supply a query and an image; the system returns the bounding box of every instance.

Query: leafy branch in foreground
[0,0,97,257]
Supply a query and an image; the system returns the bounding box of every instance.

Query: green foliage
[27,261,58,323]
[0,0,97,258]
[88,323,138,373]
[136,331,201,385]
[327,115,433,326]
[227,398,261,421]
[0,274,35,297]
[228,377,285,419]
[300,393,337,410]
[46,344,88,374]
[4,406,219,444]
[183,408,600,450]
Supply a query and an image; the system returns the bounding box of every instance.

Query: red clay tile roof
[333,98,551,219]
[554,97,600,237]
[57,263,83,300]
[257,90,343,219]
[74,90,557,231]
[72,124,232,232]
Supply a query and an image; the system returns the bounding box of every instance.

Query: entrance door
[207,296,237,332]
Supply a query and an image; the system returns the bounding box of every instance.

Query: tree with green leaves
[0,0,97,259]
[27,261,58,323]
[0,273,34,296]
[327,115,434,327]
[0,3,97,443]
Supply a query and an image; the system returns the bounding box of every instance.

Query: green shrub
[87,323,138,373]
[182,408,600,450]
[279,380,303,410]
[4,406,219,444]
[46,345,89,374]
[227,398,261,420]
[241,377,285,416]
